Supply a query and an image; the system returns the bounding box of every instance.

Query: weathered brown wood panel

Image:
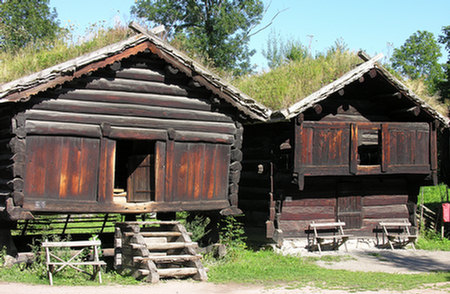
[295,121,432,179]
[127,154,154,202]
[154,141,166,203]
[363,204,409,219]
[363,195,408,206]
[24,136,100,202]
[382,123,430,173]
[169,142,230,203]
[98,138,115,203]
[280,205,335,220]
[337,196,362,229]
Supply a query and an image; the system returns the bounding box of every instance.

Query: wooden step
[134,254,201,263]
[146,242,197,250]
[144,237,167,244]
[117,221,180,226]
[141,231,182,237]
[158,267,198,277]
[138,269,150,276]
[123,231,187,237]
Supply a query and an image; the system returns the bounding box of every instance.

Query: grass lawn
[0,248,449,291]
[206,249,450,292]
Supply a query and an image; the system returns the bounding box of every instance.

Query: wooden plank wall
[9,51,243,214]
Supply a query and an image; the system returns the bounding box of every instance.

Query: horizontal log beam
[34,98,233,123]
[370,92,402,100]
[81,76,190,96]
[390,106,420,117]
[23,199,230,213]
[115,67,165,82]
[26,120,102,137]
[26,109,237,135]
[55,89,212,111]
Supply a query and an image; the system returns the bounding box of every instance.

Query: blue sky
[50,0,449,70]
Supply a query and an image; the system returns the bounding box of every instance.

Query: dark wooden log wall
[239,76,437,238]
[238,122,292,236]
[0,106,33,220]
[7,51,245,215]
[278,177,411,237]
[0,112,14,213]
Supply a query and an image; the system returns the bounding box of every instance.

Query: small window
[358,129,381,165]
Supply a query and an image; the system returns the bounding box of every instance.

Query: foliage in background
[418,185,449,204]
[416,230,450,251]
[438,25,450,101]
[176,211,211,243]
[0,24,132,83]
[218,215,246,251]
[206,249,449,290]
[391,30,444,94]
[235,46,361,109]
[262,30,309,69]
[0,0,63,52]
[403,78,448,115]
[131,0,264,75]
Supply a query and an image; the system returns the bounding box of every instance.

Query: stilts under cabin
[239,53,450,242]
[0,24,271,254]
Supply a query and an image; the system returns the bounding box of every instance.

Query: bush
[218,215,247,251]
[416,230,450,251]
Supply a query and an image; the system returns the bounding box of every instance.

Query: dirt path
[1,280,449,294]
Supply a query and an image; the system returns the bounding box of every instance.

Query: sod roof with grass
[0,24,447,124]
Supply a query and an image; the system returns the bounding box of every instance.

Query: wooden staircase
[114,221,207,283]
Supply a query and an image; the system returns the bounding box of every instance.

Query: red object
[443,203,450,223]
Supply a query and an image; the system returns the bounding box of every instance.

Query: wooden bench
[379,221,417,250]
[308,221,351,253]
[42,239,106,285]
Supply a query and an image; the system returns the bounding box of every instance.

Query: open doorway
[115,140,155,202]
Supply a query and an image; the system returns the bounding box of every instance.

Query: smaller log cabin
[0,24,271,224]
[239,53,449,240]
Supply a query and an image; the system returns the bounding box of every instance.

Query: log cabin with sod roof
[238,53,450,241]
[0,24,271,253]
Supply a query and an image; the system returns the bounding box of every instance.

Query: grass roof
[233,50,362,110]
[0,26,133,83]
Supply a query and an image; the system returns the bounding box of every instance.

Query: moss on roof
[233,50,363,110]
[0,26,133,83]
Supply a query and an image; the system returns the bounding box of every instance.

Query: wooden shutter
[295,122,351,176]
[165,142,230,203]
[24,136,100,201]
[382,123,430,173]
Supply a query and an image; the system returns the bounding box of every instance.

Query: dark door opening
[115,140,155,202]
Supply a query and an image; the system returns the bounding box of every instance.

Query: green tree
[0,0,62,52]
[438,25,450,100]
[391,30,444,93]
[262,31,308,69]
[131,0,264,75]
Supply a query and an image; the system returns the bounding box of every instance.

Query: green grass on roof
[234,50,362,110]
[0,25,133,83]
